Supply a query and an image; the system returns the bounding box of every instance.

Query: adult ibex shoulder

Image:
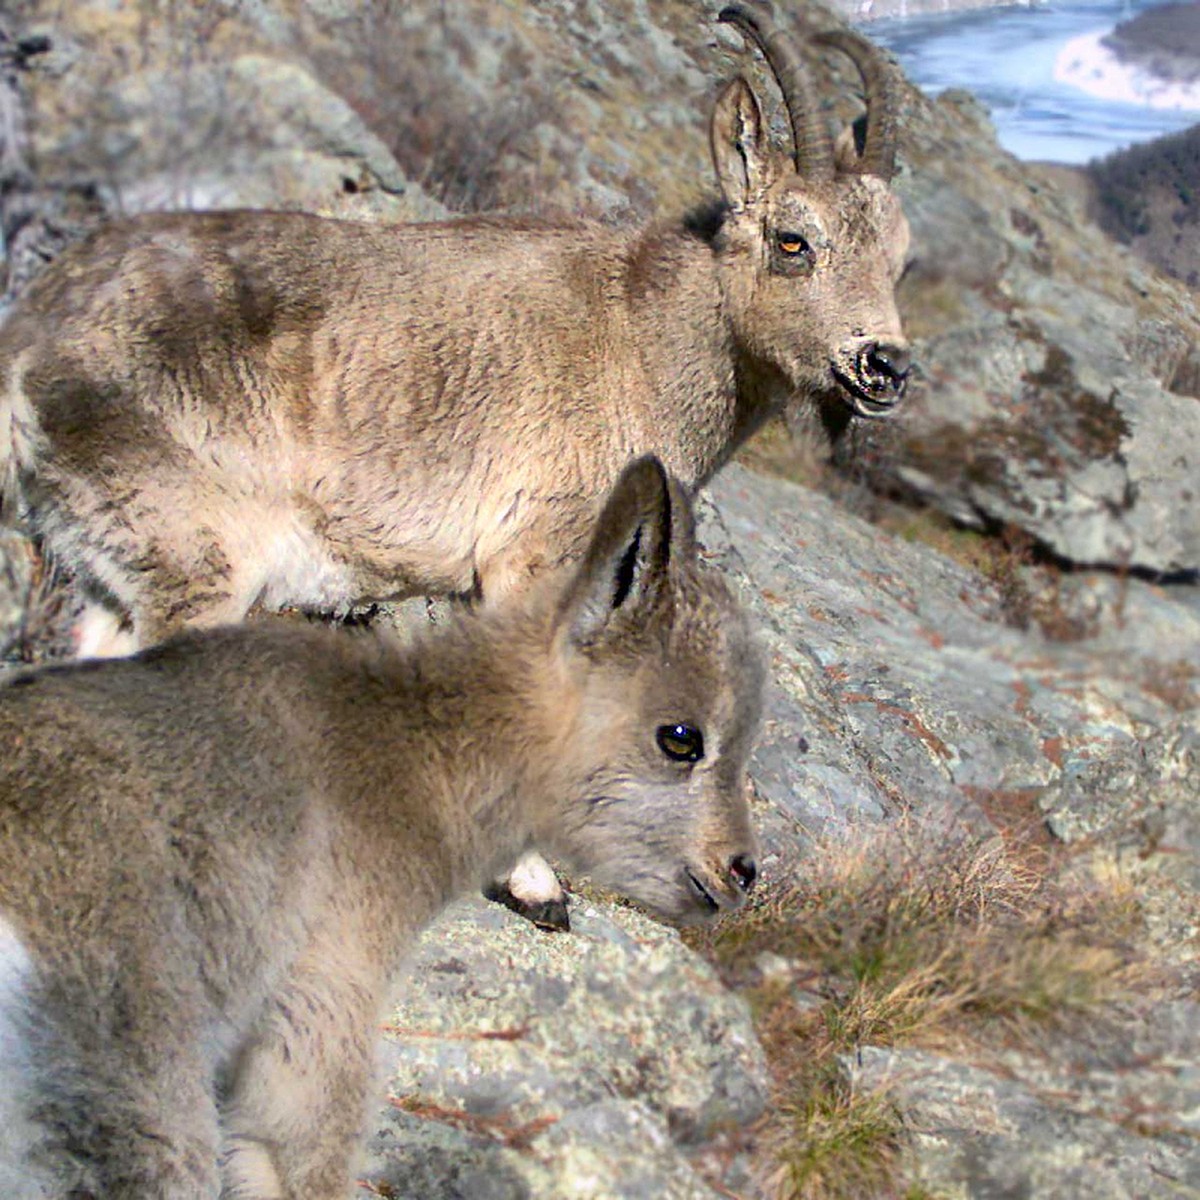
[0,2,910,657]
[0,456,764,1199]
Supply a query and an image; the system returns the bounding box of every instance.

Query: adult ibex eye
[656,723,704,763]
[777,232,812,258]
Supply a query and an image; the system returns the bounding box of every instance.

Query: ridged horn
[812,29,899,180]
[718,1,834,179]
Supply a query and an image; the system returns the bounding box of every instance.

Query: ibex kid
[0,457,764,1199]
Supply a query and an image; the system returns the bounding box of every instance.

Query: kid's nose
[728,853,758,893]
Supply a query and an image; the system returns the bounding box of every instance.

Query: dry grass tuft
[733,982,911,1200]
[686,817,1147,1199]
[765,1063,908,1200]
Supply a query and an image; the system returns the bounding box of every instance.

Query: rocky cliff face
[1,2,1197,1197]
[878,81,1200,576]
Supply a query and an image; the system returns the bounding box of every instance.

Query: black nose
[858,342,911,394]
[729,854,758,893]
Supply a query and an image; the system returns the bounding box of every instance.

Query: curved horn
[718,1,834,179]
[812,29,899,180]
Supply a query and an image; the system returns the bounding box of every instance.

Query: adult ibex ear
[558,456,692,650]
[833,121,865,174]
[711,78,772,210]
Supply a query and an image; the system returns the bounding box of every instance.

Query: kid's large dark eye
[656,723,704,763]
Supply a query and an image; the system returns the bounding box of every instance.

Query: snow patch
[1055,29,1200,111]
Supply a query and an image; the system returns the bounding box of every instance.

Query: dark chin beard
[784,388,857,449]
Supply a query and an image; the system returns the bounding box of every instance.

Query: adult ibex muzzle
[834,336,911,413]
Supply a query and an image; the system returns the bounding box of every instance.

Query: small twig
[389,1095,557,1152]
[381,1021,530,1042]
[355,1180,399,1198]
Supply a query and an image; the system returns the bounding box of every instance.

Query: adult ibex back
[0,2,909,658]
[0,457,765,1199]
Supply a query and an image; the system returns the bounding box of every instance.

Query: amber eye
[656,723,704,763]
[777,232,812,258]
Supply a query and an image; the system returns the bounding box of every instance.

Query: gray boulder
[363,898,767,1199]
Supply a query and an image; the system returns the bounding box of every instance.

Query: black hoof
[483,882,571,932]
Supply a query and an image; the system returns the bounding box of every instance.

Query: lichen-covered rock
[852,1036,1200,1199]
[368,1097,725,1200]
[876,81,1200,573]
[363,897,767,1198]
[13,1,443,221]
[702,465,1200,855]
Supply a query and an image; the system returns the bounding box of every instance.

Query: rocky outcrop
[364,898,768,1199]
[872,82,1200,574]
[1,1,1198,1195]
[854,1024,1200,1198]
[705,464,1200,863]
[5,2,444,232]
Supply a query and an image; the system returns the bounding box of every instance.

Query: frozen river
[870,0,1200,162]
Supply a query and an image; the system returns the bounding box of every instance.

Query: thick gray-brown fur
[0,7,909,656]
[0,457,764,1199]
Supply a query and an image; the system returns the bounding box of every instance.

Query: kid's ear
[558,456,694,649]
[711,77,773,210]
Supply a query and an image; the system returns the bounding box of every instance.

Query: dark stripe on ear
[612,524,643,612]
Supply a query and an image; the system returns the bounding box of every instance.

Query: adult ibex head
[713,1,911,419]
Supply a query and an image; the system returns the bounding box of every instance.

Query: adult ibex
[0,457,764,1200]
[0,3,909,656]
